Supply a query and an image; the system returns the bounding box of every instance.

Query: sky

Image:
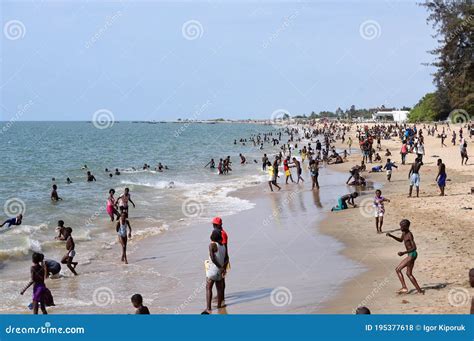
[0,0,437,121]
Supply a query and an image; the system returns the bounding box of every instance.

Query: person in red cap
[212,217,229,301]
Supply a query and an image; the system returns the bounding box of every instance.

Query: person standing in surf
[106,189,120,221]
[61,227,78,275]
[116,212,132,264]
[20,252,54,314]
[117,188,136,215]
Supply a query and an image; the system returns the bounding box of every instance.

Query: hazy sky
[1,0,437,121]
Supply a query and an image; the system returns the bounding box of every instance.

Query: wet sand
[128,165,363,314]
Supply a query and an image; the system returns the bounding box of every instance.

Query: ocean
[0,121,279,260]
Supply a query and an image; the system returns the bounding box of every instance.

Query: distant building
[372,110,409,122]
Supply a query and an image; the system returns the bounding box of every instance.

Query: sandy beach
[319,123,473,314]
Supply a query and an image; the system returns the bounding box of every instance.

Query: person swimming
[0,214,23,228]
[86,171,96,182]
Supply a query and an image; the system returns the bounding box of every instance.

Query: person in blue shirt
[383,158,398,181]
[1,214,23,228]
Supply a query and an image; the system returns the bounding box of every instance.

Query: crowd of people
[2,119,472,315]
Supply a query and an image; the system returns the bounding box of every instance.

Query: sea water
[0,121,277,259]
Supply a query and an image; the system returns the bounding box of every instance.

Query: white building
[372,110,409,122]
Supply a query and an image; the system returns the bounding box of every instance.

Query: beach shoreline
[1,122,472,315]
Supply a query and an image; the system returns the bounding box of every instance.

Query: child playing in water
[55,220,70,240]
[106,189,120,221]
[309,160,320,190]
[51,184,62,201]
[0,214,22,228]
[131,294,150,314]
[283,157,294,184]
[116,212,132,264]
[386,219,424,294]
[117,188,136,215]
[331,192,359,211]
[20,252,54,314]
[374,190,390,234]
[268,161,281,192]
[61,227,78,275]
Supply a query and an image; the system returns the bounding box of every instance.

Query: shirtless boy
[435,158,447,196]
[117,188,136,214]
[408,157,423,198]
[61,227,78,275]
[386,219,424,294]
